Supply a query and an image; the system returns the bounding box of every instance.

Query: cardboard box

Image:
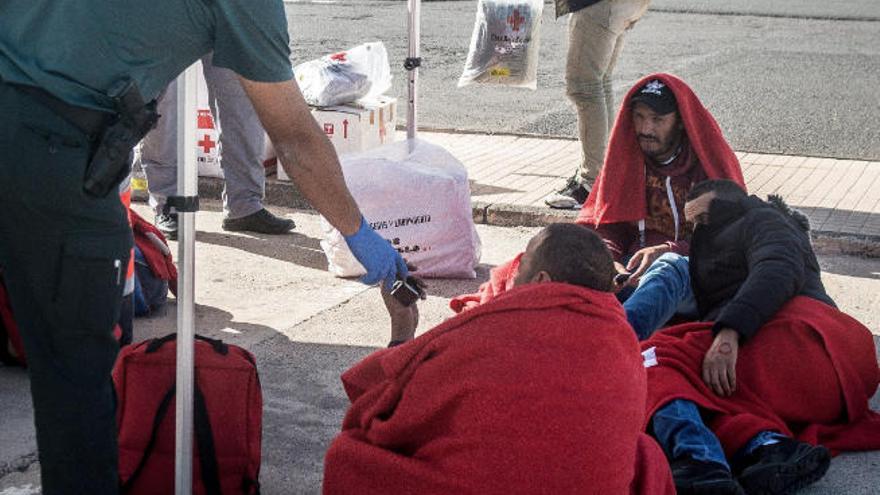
[277,96,397,181]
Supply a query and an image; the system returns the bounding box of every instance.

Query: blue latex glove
[344,216,409,289]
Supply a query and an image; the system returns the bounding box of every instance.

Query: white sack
[320,139,482,279]
[295,42,392,107]
[458,0,544,89]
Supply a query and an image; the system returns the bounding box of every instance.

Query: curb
[199,177,880,258]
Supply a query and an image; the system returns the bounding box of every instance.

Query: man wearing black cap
[581,76,745,339]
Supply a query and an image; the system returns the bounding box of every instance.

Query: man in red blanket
[453,74,745,340]
[324,224,674,494]
[644,179,880,495]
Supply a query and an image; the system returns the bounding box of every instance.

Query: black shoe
[544,175,591,209]
[735,439,830,495]
[671,458,747,495]
[222,208,296,234]
[155,212,178,241]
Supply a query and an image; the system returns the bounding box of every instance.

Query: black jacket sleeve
[713,210,806,340]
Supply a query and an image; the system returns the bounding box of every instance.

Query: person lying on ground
[642,179,880,495]
[452,73,745,339]
[323,224,674,494]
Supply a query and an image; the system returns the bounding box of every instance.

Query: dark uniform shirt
[0,0,294,111]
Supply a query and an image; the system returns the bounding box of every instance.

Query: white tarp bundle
[458,0,544,89]
[320,139,482,279]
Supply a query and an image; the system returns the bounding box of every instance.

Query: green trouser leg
[0,82,131,495]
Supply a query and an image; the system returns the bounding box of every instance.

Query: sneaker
[544,176,591,209]
[155,212,178,241]
[222,208,296,234]
[735,439,830,495]
[671,458,746,495]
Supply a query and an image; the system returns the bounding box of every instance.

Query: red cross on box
[198,134,216,154]
[508,9,525,31]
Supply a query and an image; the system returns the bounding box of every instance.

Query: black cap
[631,79,678,115]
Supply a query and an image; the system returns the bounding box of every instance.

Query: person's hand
[613,261,632,292]
[702,329,740,397]
[625,244,671,284]
[380,270,427,344]
[344,217,409,289]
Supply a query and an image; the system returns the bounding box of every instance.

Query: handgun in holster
[84,81,159,198]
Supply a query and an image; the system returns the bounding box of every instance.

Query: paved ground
[1,202,878,494]
[283,0,880,160]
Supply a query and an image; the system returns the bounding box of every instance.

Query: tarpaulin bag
[113,334,262,494]
[0,275,26,367]
[319,139,482,279]
[459,0,544,89]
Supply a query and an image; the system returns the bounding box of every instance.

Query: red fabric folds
[325,283,674,494]
[578,72,745,227]
[130,208,178,296]
[642,297,880,457]
[449,253,521,313]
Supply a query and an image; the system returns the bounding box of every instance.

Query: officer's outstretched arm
[238,76,408,288]
[239,76,361,235]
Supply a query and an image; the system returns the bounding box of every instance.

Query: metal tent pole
[406,0,421,140]
[174,64,199,495]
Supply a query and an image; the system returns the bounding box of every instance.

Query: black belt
[12,83,113,140]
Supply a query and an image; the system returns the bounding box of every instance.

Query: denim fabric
[623,253,698,340]
[653,399,788,471]
[652,399,730,469]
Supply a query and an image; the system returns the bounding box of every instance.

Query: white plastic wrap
[458,0,544,89]
[295,41,392,107]
[320,139,482,279]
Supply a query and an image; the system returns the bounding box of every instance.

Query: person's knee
[652,253,690,283]
[566,77,608,101]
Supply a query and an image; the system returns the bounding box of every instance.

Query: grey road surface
[1,203,879,494]
[284,0,880,160]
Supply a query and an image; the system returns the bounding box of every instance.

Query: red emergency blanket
[324,283,674,494]
[578,72,745,227]
[642,296,880,456]
[130,209,177,296]
[450,73,745,312]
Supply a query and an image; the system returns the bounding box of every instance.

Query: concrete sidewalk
[225,130,880,256]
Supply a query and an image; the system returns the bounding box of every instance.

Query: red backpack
[0,276,26,367]
[113,334,262,494]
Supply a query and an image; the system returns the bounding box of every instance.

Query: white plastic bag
[320,139,482,279]
[458,0,543,89]
[295,42,392,107]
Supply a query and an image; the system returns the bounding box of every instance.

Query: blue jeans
[621,253,698,340]
[652,399,787,469]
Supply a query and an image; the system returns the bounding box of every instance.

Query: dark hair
[529,223,616,292]
[687,179,747,202]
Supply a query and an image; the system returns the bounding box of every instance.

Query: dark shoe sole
[676,479,746,495]
[738,446,831,495]
[221,220,295,235]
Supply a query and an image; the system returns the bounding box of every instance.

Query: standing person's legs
[0,82,132,494]
[201,54,265,220]
[138,80,180,238]
[201,54,294,233]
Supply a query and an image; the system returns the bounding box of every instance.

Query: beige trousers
[566,0,651,182]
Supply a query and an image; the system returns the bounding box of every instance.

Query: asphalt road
[284,0,880,160]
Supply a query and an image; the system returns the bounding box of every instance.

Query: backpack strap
[121,380,223,495]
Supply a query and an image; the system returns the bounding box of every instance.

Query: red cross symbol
[198,134,216,154]
[324,123,335,136]
[330,52,347,62]
[508,9,525,31]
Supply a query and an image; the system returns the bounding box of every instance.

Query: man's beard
[638,132,681,162]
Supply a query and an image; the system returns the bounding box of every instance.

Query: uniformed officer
[0,1,407,493]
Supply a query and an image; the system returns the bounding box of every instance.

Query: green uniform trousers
[0,81,132,494]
